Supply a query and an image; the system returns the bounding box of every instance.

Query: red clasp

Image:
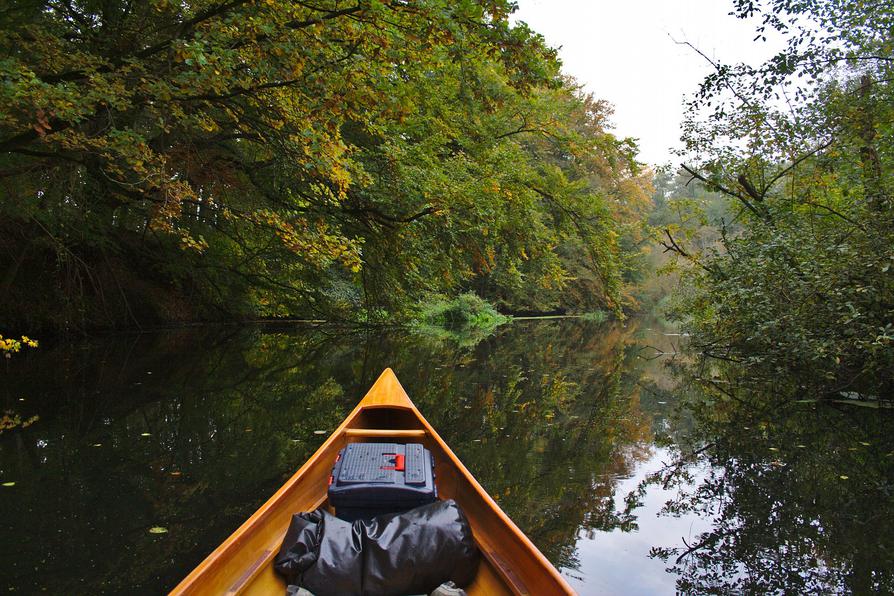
[381,453,405,471]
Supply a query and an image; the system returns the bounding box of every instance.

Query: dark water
[1,319,892,594]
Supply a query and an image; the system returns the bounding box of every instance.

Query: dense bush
[677,209,894,400]
[416,293,508,330]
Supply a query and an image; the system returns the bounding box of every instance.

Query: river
[1,318,892,594]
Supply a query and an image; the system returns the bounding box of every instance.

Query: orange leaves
[0,411,39,434]
[32,108,53,136]
[471,247,496,274]
[146,179,201,248]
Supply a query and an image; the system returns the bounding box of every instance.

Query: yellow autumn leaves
[0,335,38,359]
[248,209,362,272]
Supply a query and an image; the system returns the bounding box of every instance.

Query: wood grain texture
[169,368,576,595]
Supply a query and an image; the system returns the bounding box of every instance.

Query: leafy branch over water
[666,0,894,405]
[0,1,650,332]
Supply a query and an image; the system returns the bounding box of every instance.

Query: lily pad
[148,526,168,534]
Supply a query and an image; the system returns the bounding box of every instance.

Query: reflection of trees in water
[397,319,659,570]
[645,376,894,595]
[1,328,355,594]
[1,318,663,593]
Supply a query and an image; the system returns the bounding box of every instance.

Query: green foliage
[579,310,608,323]
[634,168,734,313]
[0,1,647,330]
[669,0,894,403]
[416,293,509,329]
[678,213,894,400]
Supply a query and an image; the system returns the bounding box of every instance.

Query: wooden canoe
[170,368,576,596]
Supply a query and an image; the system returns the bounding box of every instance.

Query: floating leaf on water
[2,482,15,487]
[313,430,327,435]
[148,526,168,534]
[92,443,102,447]
[860,441,870,446]
[170,471,182,477]
[244,428,253,432]
[796,444,807,448]
[141,432,151,437]
[839,475,849,480]
[768,447,779,451]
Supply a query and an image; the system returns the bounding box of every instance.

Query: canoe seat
[344,429,427,439]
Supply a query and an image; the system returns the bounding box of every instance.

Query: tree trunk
[1,241,31,297]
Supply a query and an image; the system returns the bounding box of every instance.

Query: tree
[669,0,894,402]
[0,1,645,330]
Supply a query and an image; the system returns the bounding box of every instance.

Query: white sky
[513,0,781,166]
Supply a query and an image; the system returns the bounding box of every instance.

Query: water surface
[1,318,892,594]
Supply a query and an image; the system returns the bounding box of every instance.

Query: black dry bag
[274,499,479,596]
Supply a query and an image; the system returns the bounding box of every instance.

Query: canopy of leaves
[0,0,648,330]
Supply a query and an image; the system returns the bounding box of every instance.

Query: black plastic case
[328,442,437,521]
